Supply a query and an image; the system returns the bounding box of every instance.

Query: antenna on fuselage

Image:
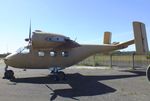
[6,43,9,54]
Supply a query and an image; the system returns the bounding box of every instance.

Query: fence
[78,53,150,69]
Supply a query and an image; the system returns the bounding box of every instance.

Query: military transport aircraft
[3,21,150,81]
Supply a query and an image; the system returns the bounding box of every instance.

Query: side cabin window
[50,51,57,57]
[38,51,45,57]
[61,51,69,57]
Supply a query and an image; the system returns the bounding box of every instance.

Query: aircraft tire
[146,65,150,81]
[58,71,66,80]
[4,70,15,80]
[53,75,59,81]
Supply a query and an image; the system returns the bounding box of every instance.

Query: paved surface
[0,61,150,101]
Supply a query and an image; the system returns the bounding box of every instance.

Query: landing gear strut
[3,65,15,80]
[50,67,66,81]
[146,65,150,81]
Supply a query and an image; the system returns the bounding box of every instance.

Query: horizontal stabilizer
[116,40,134,49]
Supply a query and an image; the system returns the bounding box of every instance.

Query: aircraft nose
[4,53,15,66]
[4,55,11,65]
[3,58,8,63]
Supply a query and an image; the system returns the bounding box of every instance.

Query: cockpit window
[16,46,30,54]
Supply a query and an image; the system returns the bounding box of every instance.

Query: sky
[0,0,150,53]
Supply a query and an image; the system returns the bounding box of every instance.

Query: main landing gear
[3,65,15,80]
[50,67,66,81]
[146,65,150,81]
[2,66,66,81]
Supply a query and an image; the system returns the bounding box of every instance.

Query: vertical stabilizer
[103,32,112,44]
[133,21,149,55]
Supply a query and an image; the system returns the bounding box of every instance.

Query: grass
[78,54,150,67]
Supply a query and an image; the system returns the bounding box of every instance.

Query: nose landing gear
[3,65,15,80]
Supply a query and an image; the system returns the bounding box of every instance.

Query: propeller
[74,37,77,42]
[29,20,31,42]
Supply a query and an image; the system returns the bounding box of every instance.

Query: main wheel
[57,71,66,80]
[3,70,15,80]
[146,65,150,81]
[52,71,66,81]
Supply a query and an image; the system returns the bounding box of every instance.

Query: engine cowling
[31,31,69,49]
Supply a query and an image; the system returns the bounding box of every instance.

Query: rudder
[133,21,149,55]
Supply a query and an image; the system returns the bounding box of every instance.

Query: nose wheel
[146,65,150,81]
[3,65,15,80]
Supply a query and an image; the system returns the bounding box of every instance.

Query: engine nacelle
[32,31,69,49]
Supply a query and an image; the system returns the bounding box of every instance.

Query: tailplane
[103,21,149,55]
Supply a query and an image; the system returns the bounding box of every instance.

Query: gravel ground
[0,61,150,101]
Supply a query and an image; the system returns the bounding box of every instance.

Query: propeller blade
[25,20,32,42]
[74,37,77,41]
[29,20,31,40]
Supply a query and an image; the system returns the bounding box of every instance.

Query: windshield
[16,46,30,54]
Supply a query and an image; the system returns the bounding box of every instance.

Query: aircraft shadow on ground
[12,70,146,100]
